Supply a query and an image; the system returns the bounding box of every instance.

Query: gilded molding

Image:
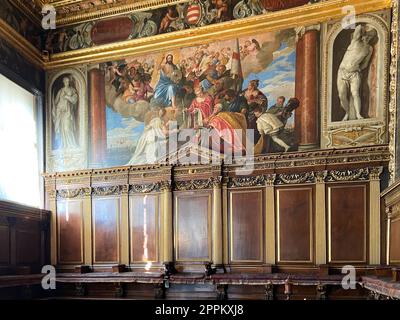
[0,18,43,68]
[44,0,392,70]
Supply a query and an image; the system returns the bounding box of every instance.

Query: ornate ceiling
[12,0,188,26]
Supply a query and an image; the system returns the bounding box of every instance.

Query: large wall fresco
[47,27,298,172]
[44,0,314,54]
[45,10,391,173]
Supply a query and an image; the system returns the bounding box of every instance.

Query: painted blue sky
[243,43,296,107]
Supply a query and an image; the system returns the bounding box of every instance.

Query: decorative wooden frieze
[57,187,91,199]
[275,172,316,185]
[227,175,266,188]
[174,177,220,191]
[92,185,126,197]
[130,182,162,194]
[325,168,369,182]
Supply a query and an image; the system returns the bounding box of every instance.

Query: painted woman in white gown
[53,77,79,149]
[127,115,167,165]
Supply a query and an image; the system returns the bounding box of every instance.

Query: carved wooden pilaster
[315,171,328,265]
[265,174,276,265]
[369,167,383,264]
[212,176,223,268]
[161,181,173,263]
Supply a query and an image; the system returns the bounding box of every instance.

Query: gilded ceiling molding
[44,0,392,70]
[56,0,191,27]
[0,19,43,68]
[13,0,191,27]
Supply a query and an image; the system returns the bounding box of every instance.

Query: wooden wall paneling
[15,220,41,266]
[129,194,159,265]
[0,224,10,265]
[57,200,84,264]
[276,187,314,264]
[328,184,368,264]
[389,216,400,264]
[92,197,120,264]
[174,192,212,262]
[229,189,264,263]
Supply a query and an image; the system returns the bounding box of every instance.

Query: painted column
[88,67,107,167]
[369,167,383,264]
[315,171,327,265]
[295,25,320,150]
[162,181,173,263]
[265,174,276,265]
[212,177,223,267]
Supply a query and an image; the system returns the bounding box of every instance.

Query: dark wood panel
[16,226,40,265]
[230,190,263,262]
[93,198,119,264]
[58,200,83,264]
[130,195,158,263]
[175,193,210,261]
[329,185,367,263]
[390,218,400,263]
[277,188,312,263]
[0,225,10,264]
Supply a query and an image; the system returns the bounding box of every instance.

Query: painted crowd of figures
[99,39,299,164]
